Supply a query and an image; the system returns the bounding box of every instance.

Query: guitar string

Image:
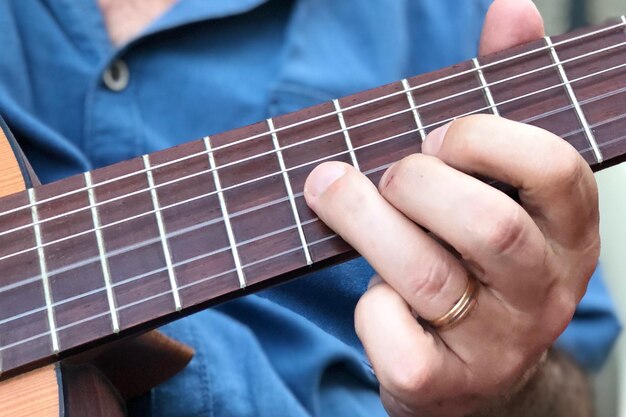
[0,190,310,295]
[0,233,339,354]
[1,114,625,353]
[0,20,624,220]
[1,30,626,349]
[1,37,626,246]
[0,59,620,292]
[0,78,624,335]
[2,92,619,306]
[7,80,619,316]
[0,214,323,327]
[2,32,624,224]
[1,57,625,266]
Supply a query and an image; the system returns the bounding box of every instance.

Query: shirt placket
[49,0,271,168]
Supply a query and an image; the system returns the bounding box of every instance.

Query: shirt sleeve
[556,265,622,371]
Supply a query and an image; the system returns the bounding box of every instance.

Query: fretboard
[1,18,625,378]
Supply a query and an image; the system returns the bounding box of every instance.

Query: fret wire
[1,96,423,240]
[84,172,121,333]
[10,104,626,353]
[48,154,274,287]
[562,107,626,148]
[142,155,182,311]
[0,212,321,330]
[0,191,295,291]
[472,58,500,117]
[28,188,60,353]
[6,157,397,350]
[0,233,339,355]
[333,99,361,170]
[204,136,247,288]
[2,21,624,222]
[17,138,626,345]
[526,84,626,128]
[586,130,626,155]
[267,118,313,266]
[6,74,626,364]
[0,27,626,370]
[545,36,603,164]
[2,57,626,268]
[401,79,426,143]
[3,38,626,236]
[177,234,336,292]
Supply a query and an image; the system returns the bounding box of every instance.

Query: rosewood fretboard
[1,19,626,378]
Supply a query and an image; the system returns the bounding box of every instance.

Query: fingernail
[422,122,451,155]
[305,163,346,198]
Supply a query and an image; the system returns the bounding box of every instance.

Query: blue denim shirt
[0,1,620,416]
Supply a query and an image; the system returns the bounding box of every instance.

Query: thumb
[479,0,545,56]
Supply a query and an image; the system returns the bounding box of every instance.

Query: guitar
[0,16,625,416]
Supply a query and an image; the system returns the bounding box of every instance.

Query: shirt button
[103,59,130,92]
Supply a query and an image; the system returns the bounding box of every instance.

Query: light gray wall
[535,0,624,34]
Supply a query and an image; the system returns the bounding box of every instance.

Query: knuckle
[408,256,455,302]
[583,238,601,278]
[573,237,601,294]
[385,360,433,397]
[482,205,528,254]
[543,289,578,342]
[447,115,489,143]
[557,295,578,328]
[354,285,383,334]
[546,145,586,189]
[353,297,369,340]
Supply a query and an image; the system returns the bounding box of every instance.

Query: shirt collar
[138,0,271,41]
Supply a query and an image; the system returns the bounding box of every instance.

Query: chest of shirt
[0,0,488,183]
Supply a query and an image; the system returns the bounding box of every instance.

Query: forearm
[473,349,594,417]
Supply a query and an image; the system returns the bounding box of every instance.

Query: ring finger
[378,153,548,308]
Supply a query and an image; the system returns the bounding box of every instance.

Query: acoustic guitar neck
[0,17,625,379]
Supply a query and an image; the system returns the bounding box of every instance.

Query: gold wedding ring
[428,276,479,331]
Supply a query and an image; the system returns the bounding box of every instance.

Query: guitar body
[0,364,125,417]
[0,120,194,416]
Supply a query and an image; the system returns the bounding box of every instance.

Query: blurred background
[533,1,625,416]
[536,0,623,34]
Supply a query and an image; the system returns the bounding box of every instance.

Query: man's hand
[304,1,600,416]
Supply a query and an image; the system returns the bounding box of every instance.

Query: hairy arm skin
[472,349,594,417]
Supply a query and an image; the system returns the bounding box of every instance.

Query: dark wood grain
[480,38,592,160]
[273,100,353,263]
[0,191,51,371]
[408,61,490,135]
[555,20,626,164]
[148,139,240,311]
[0,19,626,379]
[37,174,113,354]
